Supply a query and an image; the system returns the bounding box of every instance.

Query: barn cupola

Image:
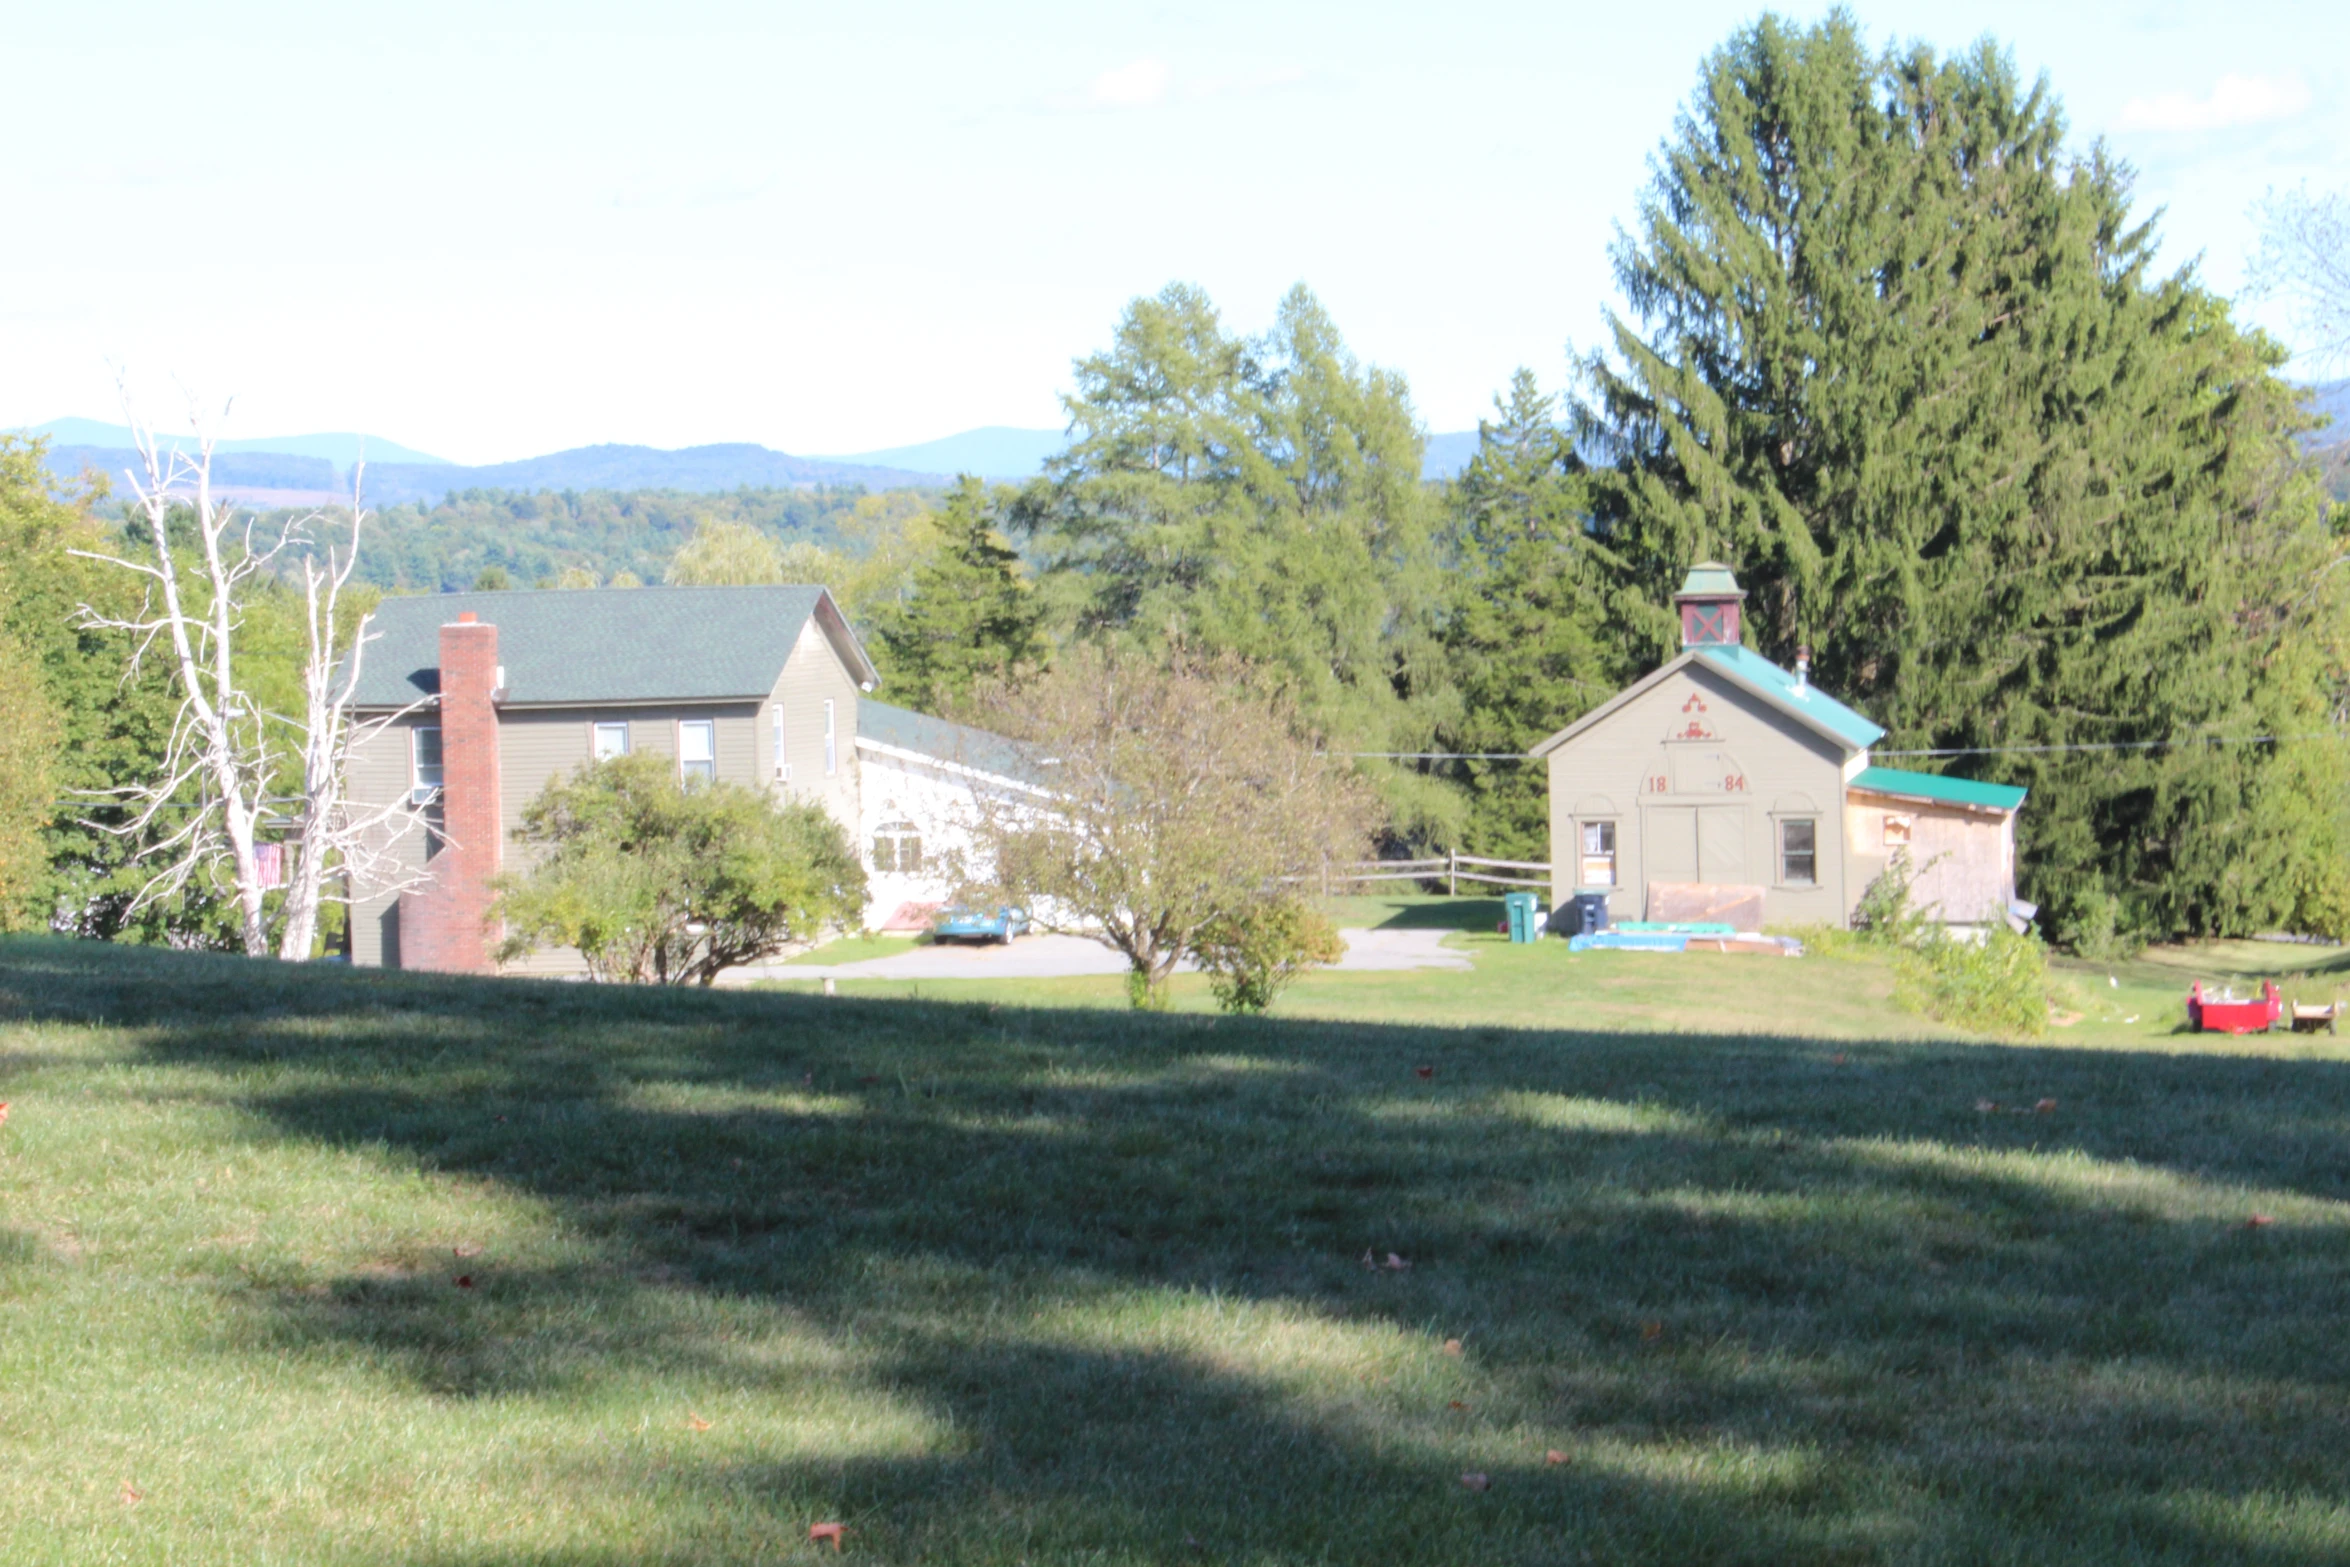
[1675,562,1746,649]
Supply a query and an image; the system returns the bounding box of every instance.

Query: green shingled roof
[1850,766,2027,813]
[1693,644,1886,750]
[349,586,868,708]
[856,701,1056,788]
[1676,561,1746,599]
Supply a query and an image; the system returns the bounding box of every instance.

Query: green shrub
[2053,886,2138,961]
[1193,898,1345,1014]
[1894,926,2055,1037]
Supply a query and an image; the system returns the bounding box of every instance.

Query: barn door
[1643,807,1698,885]
[1696,807,1748,883]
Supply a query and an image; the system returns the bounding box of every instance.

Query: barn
[1533,564,2026,931]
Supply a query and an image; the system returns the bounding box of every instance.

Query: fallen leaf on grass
[809,1521,847,1549]
[1459,1472,1490,1492]
[1829,1054,1847,1066]
[119,1480,143,1506]
[453,1244,482,1258]
[2034,1098,2058,1114]
[455,1275,475,1289]
[2246,1214,2276,1229]
[1442,1338,1464,1356]
[1384,1253,1411,1271]
[1640,1321,1664,1342]
[1544,1449,1570,1465]
[1975,1099,2001,1114]
[1414,1065,1434,1080]
[1448,1400,1469,1411]
[0,1101,11,1129]
[686,1411,713,1432]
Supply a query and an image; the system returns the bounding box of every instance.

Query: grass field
[8,926,2350,1564]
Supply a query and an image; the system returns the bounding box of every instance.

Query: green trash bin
[1504,891,1540,944]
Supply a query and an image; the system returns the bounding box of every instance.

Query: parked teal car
[930,905,1031,944]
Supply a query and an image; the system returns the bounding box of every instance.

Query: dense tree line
[283,484,939,595]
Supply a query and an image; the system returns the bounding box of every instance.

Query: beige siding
[765,618,862,835]
[1547,663,1851,927]
[347,715,436,968]
[496,704,761,839]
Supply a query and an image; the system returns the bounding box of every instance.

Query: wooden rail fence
[1316,851,1551,896]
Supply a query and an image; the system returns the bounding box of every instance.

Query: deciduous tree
[959,645,1375,1008]
[493,753,866,984]
[1014,283,1455,837]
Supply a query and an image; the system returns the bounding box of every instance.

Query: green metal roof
[1850,765,2027,813]
[349,586,867,708]
[1676,561,1746,599]
[1693,644,1886,750]
[857,700,1055,788]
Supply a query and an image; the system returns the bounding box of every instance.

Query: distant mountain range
[26,417,451,468]
[27,375,2348,507]
[27,419,1493,503]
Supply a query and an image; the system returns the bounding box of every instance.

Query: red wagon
[2187,980,2281,1035]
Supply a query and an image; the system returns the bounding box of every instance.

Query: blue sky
[6,1,2345,464]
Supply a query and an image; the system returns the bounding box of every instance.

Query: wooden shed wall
[1844,791,2015,925]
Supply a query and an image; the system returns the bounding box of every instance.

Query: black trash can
[1570,890,1612,937]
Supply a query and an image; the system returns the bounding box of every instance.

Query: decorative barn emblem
[1667,693,1720,743]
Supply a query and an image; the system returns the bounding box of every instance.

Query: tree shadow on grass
[10,936,2350,1563]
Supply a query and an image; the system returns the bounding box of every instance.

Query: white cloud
[1086,58,1170,109]
[2117,72,2311,133]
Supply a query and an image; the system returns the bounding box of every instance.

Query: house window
[872,820,922,873]
[772,704,790,781]
[593,721,629,760]
[1578,821,1617,887]
[678,719,716,783]
[1779,819,1818,886]
[411,725,444,802]
[823,699,837,777]
[1883,813,1912,847]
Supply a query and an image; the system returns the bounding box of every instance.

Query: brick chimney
[398,611,503,972]
[1675,562,1747,650]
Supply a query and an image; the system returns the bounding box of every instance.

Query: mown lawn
[7,932,2350,1564]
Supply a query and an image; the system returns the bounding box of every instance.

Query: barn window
[678,720,716,783]
[1579,821,1617,887]
[872,820,922,873]
[1883,813,1912,847]
[1779,819,1818,886]
[592,721,629,760]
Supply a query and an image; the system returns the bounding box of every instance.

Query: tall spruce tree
[871,476,1047,714]
[1440,371,1637,858]
[1015,283,1457,836]
[1581,11,2349,941]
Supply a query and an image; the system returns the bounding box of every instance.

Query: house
[1533,564,2026,930]
[342,585,1022,973]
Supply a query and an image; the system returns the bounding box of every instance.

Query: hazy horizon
[8,1,2345,466]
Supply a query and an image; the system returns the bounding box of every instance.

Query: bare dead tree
[2250,185,2350,370]
[70,392,430,958]
[271,462,437,960]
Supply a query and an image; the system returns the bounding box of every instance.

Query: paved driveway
[738,927,1472,983]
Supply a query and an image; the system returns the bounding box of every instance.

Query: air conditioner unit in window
[410,785,443,807]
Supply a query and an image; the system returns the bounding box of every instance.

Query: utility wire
[1352,730,2350,764]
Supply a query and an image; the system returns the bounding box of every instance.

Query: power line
[1350,730,2350,764]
